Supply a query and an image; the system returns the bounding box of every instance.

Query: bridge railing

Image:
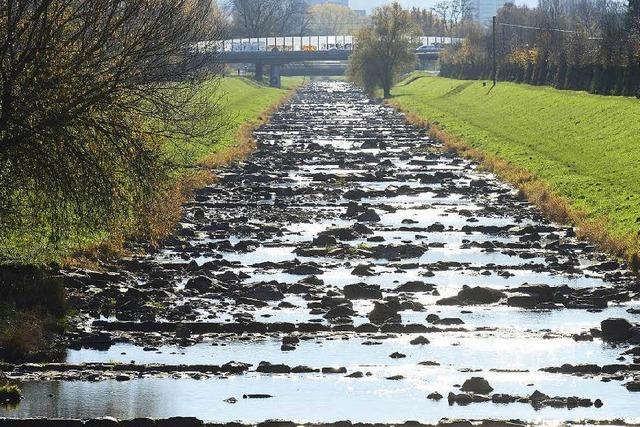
[193,35,461,54]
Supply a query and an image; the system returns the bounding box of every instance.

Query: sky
[348,0,537,13]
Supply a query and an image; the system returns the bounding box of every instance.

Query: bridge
[194,35,458,87]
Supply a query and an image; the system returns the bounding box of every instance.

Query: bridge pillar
[269,64,282,88]
[254,63,264,82]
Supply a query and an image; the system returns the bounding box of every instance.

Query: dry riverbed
[1,82,639,425]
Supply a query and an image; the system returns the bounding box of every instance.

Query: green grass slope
[391,73,640,258]
[165,76,304,167]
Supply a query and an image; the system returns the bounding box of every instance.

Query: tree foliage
[0,0,224,255]
[347,3,420,98]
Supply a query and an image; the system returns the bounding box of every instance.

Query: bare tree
[228,0,310,37]
[432,0,475,36]
[0,0,225,248]
[410,7,446,35]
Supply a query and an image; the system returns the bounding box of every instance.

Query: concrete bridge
[195,35,457,87]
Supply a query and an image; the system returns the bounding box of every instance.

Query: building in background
[475,0,508,24]
[353,9,367,16]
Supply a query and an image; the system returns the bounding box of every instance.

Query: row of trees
[225,0,367,37]
[225,0,475,38]
[440,0,640,96]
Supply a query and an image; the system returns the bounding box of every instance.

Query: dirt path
[2,81,639,425]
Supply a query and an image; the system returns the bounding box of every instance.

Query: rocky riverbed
[1,81,639,424]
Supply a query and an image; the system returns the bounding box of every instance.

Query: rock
[373,244,428,260]
[626,380,640,391]
[427,391,443,400]
[448,392,473,405]
[343,283,383,300]
[355,323,379,333]
[157,419,204,427]
[426,314,440,324]
[175,325,192,339]
[324,304,355,319]
[123,418,156,427]
[185,276,214,293]
[85,418,120,427]
[346,371,364,378]
[344,188,367,200]
[244,282,285,301]
[529,390,550,403]
[601,318,633,341]
[460,377,494,394]
[358,209,381,222]
[492,393,518,403]
[351,264,376,276]
[507,295,541,309]
[282,336,299,345]
[386,375,404,380]
[322,367,347,374]
[318,227,359,241]
[285,263,323,275]
[389,352,406,359]
[410,335,430,345]
[256,361,291,374]
[79,331,113,349]
[437,286,506,306]
[368,301,400,324]
[291,365,319,373]
[395,281,434,292]
[313,234,337,246]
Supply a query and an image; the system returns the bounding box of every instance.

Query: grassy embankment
[0,76,304,266]
[390,73,640,267]
[132,76,305,254]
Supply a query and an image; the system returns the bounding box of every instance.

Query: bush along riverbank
[0,76,304,363]
[390,73,640,269]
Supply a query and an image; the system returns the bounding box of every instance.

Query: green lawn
[390,73,640,253]
[165,76,305,167]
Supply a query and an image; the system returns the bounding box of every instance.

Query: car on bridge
[415,44,441,53]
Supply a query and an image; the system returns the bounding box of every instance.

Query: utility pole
[492,16,497,86]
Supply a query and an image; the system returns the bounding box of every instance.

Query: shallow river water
[2,81,639,425]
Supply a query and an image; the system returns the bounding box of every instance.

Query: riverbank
[0,76,304,267]
[0,76,303,362]
[390,73,640,268]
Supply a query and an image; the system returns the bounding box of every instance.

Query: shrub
[0,382,22,405]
